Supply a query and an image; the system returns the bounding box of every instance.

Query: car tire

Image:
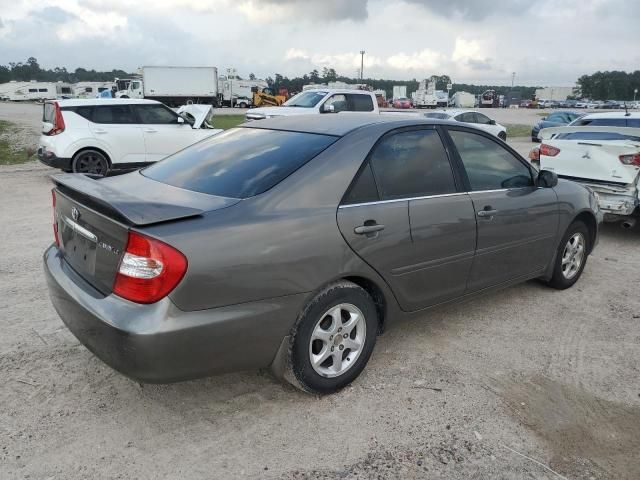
[498,131,507,141]
[286,281,378,394]
[545,220,590,290]
[72,150,110,176]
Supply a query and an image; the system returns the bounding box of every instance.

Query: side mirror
[541,116,547,121]
[537,169,558,188]
[177,116,185,124]
[489,119,496,125]
[322,104,335,113]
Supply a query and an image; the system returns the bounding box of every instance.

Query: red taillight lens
[539,143,560,157]
[52,189,59,246]
[619,153,640,166]
[49,102,65,136]
[113,231,187,304]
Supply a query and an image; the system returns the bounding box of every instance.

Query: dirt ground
[1,103,639,479]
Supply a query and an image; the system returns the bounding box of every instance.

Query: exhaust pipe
[621,218,637,229]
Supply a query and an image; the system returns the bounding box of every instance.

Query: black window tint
[73,106,94,121]
[142,128,337,198]
[92,105,136,124]
[424,113,450,120]
[38,88,48,92]
[457,112,476,123]
[575,118,627,127]
[343,163,379,205]
[348,94,374,112]
[369,129,456,200]
[85,87,93,92]
[449,130,533,191]
[136,104,178,124]
[28,89,37,93]
[474,113,491,124]
[559,132,640,141]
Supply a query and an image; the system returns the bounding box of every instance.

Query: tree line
[576,71,640,100]
[2,57,638,101]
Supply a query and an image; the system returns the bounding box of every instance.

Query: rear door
[446,128,559,291]
[135,104,201,162]
[338,127,476,311]
[88,104,146,165]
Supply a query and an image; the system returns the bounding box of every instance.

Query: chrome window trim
[338,187,538,209]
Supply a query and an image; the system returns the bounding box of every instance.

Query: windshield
[284,91,327,108]
[142,127,338,198]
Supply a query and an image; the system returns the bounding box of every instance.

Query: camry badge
[71,207,80,221]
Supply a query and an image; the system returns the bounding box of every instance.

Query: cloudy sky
[0,0,637,86]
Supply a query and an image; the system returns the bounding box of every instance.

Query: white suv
[38,99,221,175]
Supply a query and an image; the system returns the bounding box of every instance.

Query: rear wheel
[72,150,109,176]
[546,220,590,289]
[286,281,378,394]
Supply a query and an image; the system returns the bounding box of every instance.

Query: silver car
[44,114,601,394]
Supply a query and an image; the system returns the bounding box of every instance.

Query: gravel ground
[0,103,639,479]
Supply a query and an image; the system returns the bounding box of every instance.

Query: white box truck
[392,85,407,100]
[116,66,219,106]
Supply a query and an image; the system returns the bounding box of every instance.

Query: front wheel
[286,281,378,394]
[545,221,590,289]
[72,150,109,176]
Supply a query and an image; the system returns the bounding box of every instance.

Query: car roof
[579,111,640,119]
[52,98,161,107]
[301,88,373,95]
[242,113,459,137]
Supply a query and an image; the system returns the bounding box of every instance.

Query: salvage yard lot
[1,103,640,479]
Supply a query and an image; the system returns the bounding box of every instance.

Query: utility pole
[360,50,365,81]
[511,72,516,89]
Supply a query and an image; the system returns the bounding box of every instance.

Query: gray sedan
[44,114,601,394]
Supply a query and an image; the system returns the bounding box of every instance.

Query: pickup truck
[245,89,378,120]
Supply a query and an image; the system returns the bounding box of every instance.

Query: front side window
[136,104,179,124]
[474,113,492,124]
[324,94,347,112]
[449,130,533,191]
[456,112,476,123]
[368,129,456,200]
[142,128,337,198]
[91,105,136,124]
[131,81,141,90]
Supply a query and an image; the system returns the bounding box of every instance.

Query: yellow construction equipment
[251,87,288,107]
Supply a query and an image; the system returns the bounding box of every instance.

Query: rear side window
[368,129,456,200]
[348,94,375,112]
[92,105,136,124]
[142,128,337,198]
[65,106,94,121]
[449,130,533,191]
[573,118,627,127]
[343,163,379,205]
[136,104,178,124]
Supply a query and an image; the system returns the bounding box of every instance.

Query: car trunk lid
[52,172,240,295]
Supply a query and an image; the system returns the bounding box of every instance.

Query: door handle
[477,208,498,217]
[143,128,158,133]
[354,224,385,235]
[93,129,107,134]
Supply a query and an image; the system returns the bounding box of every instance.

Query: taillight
[49,102,65,136]
[619,153,640,166]
[52,189,59,246]
[113,231,187,304]
[539,144,560,157]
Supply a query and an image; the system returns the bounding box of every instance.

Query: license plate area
[61,216,98,276]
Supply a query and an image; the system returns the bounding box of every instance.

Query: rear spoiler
[52,173,204,226]
[539,125,640,141]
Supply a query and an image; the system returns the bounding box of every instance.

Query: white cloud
[387,50,445,71]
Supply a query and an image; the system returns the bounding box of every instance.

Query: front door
[446,128,559,291]
[134,104,199,162]
[338,127,476,312]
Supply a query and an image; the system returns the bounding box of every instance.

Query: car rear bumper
[43,245,305,383]
[38,147,72,170]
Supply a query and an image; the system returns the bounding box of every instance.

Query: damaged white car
[38,99,222,176]
[531,125,640,227]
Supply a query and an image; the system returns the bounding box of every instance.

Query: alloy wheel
[308,303,366,378]
[561,232,585,280]
[75,154,107,175]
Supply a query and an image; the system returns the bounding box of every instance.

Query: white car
[532,113,640,225]
[245,89,379,121]
[423,109,507,140]
[38,99,222,176]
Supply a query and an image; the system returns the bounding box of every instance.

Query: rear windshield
[142,128,338,198]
